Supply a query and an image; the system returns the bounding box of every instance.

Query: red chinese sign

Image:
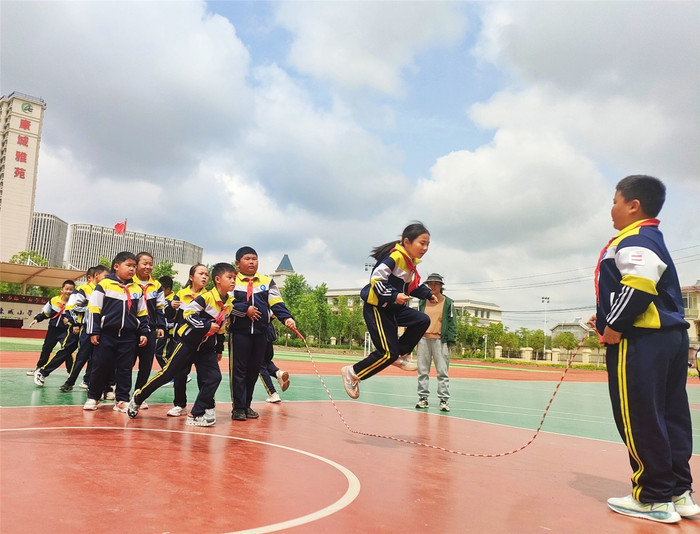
[15,152,27,163]
[19,119,31,130]
[17,135,29,147]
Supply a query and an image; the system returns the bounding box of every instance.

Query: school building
[28,212,68,267]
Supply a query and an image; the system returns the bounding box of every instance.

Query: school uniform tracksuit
[133,288,231,418]
[155,292,175,368]
[596,218,692,504]
[61,282,98,387]
[33,296,72,371]
[354,243,431,380]
[259,323,281,396]
[168,288,205,409]
[229,273,293,411]
[86,275,149,403]
[132,276,166,391]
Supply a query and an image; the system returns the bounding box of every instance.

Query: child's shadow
[570,472,629,504]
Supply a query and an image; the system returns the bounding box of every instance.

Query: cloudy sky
[3,1,698,331]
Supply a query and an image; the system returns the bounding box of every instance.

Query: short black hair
[236,246,257,261]
[62,280,75,288]
[158,275,174,290]
[616,175,666,217]
[93,265,109,276]
[86,267,96,279]
[136,252,153,262]
[211,262,236,280]
[111,251,137,273]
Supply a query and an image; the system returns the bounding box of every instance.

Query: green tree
[0,251,58,297]
[280,274,310,313]
[98,255,111,269]
[552,331,578,350]
[584,334,602,350]
[9,250,48,266]
[529,329,545,358]
[152,259,178,280]
[457,314,485,354]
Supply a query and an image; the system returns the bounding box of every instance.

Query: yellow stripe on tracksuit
[356,307,391,379]
[617,338,645,500]
[138,341,186,392]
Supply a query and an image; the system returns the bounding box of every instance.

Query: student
[259,321,290,403]
[415,272,457,411]
[165,264,209,417]
[59,265,110,392]
[84,252,148,412]
[128,262,236,427]
[131,252,166,408]
[155,275,175,369]
[28,280,75,380]
[588,175,699,523]
[341,222,436,399]
[229,247,296,421]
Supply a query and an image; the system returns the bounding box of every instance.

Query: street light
[542,296,550,360]
[483,334,488,358]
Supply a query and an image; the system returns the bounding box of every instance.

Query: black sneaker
[59,383,73,392]
[232,408,247,421]
[245,408,259,419]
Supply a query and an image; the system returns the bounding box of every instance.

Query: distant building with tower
[0,92,46,262]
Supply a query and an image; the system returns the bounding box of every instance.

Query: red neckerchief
[242,275,257,301]
[119,283,132,313]
[594,218,659,305]
[391,247,421,294]
[51,299,66,320]
[137,277,154,319]
[204,289,227,338]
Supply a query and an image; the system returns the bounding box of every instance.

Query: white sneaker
[440,400,450,412]
[140,401,149,410]
[391,355,417,371]
[113,400,128,413]
[26,369,37,376]
[186,375,192,383]
[33,369,45,387]
[673,490,700,517]
[276,370,290,392]
[79,381,89,389]
[83,398,98,411]
[341,366,360,399]
[607,495,681,523]
[204,408,216,424]
[185,414,215,427]
[105,391,115,401]
[266,392,281,403]
[167,406,187,417]
[126,395,140,419]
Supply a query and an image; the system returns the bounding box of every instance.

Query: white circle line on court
[0,425,361,534]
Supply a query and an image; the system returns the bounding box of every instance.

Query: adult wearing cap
[416,273,457,411]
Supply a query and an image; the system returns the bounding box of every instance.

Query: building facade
[682,281,700,346]
[66,223,203,271]
[0,92,46,261]
[29,212,68,267]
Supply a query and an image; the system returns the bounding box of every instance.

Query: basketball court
[1,343,699,533]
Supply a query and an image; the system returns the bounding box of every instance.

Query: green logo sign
[21,102,33,113]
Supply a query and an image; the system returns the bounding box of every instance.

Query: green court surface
[3,366,699,454]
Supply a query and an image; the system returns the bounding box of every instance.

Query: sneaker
[416,397,429,409]
[341,366,360,399]
[83,398,98,411]
[204,408,216,424]
[167,406,187,417]
[140,401,149,410]
[33,369,45,387]
[185,414,215,427]
[126,395,141,418]
[440,400,450,412]
[113,400,128,413]
[607,495,681,523]
[276,370,290,392]
[59,383,73,392]
[79,381,89,389]
[245,408,259,419]
[26,369,37,376]
[186,374,192,383]
[391,355,417,371]
[104,391,115,401]
[163,380,174,387]
[232,408,247,421]
[673,490,700,517]
[266,392,282,403]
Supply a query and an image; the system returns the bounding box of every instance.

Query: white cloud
[276,2,468,94]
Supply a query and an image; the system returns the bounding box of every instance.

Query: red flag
[114,220,127,234]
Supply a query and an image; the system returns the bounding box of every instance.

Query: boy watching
[128,262,236,426]
[84,252,148,412]
[589,175,698,523]
[229,247,296,421]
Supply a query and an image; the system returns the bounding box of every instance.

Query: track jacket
[34,295,70,329]
[65,282,95,327]
[595,218,687,335]
[230,272,292,335]
[86,274,149,337]
[133,275,166,331]
[176,287,232,352]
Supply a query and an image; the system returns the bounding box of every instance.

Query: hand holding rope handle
[290,326,590,458]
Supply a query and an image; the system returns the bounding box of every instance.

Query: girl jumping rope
[342,222,437,399]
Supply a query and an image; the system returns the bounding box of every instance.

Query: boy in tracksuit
[229,246,296,421]
[59,265,110,392]
[28,280,75,376]
[155,275,175,368]
[589,175,699,523]
[128,262,237,426]
[84,252,149,412]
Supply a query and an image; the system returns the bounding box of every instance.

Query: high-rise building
[66,223,203,271]
[29,212,68,267]
[0,92,46,262]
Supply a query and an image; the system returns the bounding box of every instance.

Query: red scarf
[391,247,421,294]
[594,218,659,305]
[242,276,256,301]
[51,300,66,320]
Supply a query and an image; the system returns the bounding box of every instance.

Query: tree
[457,314,485,354]
[9,250,48,266]
[98,255,111,269]
[584,334,602,350]
[0,251,58,297]
[552,332,578,350]
[152,259,178,281]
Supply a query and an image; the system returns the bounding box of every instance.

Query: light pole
[542,296,550,360]
[483,334,488,358]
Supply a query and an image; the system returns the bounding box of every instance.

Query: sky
[2,1,698,332]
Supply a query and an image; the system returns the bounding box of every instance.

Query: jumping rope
[290,326,589,458]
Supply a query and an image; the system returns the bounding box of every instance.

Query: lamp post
[483,334,488,358]
[542,296,550,360]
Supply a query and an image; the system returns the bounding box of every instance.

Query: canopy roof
[0,262,85,288]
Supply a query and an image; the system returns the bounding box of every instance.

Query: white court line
[0,426,361,533]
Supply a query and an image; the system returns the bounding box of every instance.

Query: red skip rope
[290,326,589,458]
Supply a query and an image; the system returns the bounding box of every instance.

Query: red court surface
[1,349,699,533]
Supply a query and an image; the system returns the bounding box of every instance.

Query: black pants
[64,329,93,387]
[606,328,692,503]
[135,341,221,418]
[41,329,79,376]
[88,333,138,402]
[353,303,430,380]
[230,332,267,410]
[259,342,280,395]
[34,326,68,369]
[133,330,157,391]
